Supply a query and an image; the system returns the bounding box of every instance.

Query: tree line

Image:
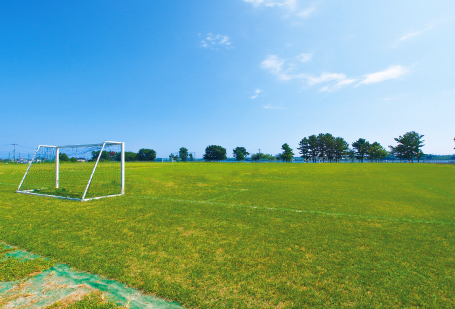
[78,130,426,163]
[86,148,158,162]
[298,131,425,163]
[4,131,448,164]
[169,147,194,162]
[297,134,389,163]
[202,131,426,163]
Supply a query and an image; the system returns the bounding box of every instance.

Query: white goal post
[17,141,125,201]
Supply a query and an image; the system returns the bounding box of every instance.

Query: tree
[347,149,356,162]
[352,138,370,163]
[251,153,276,162]
[233,147,249,161]
[124,151,137,162]
[279,143,294,162]
[389,131,424,163]
[169,154,178,161]
[297,137,312,161]
[59,153,70,162]
[179,147,189,162]
[70,157,77,163]
[378,148,388,161]
[203,145,227,162]
[316,133,328,162]
[251,153,262,162]
[326,134,337,162]
[263,154,277,161]
[416,149,424,162]
[389,144,406,162]
[137,148,156,161]
[334,137,349,162]
[189,153,194,161]
[114,152,120,161]
[299,134,347,163]
[91,150,111,162]
[366,142,388,162]
[307,135,319,162]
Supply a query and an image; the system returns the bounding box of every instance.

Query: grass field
[1,162,454,308]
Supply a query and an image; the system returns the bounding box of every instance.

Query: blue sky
[1,0,454,158]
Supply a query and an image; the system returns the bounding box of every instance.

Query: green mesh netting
[0,245,182,309]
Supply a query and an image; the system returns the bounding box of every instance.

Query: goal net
[17,141,125,201]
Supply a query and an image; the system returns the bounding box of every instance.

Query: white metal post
[121,142,125,194]
[17,146,41,192]
[82,142,106,201]
[55,147,59,189]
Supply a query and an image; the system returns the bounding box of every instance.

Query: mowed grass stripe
[1,162,455,308]
[5,176,451,225]
[131,194,455,226]
[127,163,455,223]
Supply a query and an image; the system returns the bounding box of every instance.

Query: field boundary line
[206,189,248,202]
[131,195,454,226]
[0,183,19,186]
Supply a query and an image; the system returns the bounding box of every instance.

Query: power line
[16,144,37,149]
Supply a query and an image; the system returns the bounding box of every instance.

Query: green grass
[0,246,55,282]
[1,162,455,308]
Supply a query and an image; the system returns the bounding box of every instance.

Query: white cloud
[296,5,316,18]
[244,0,296,9]
[261,54,348,85]
[393,24,435,47]
[306,72,346,85]
[398,30,423,42]
[200,33,232,50]
[263,104,286,109]
[244,0,315,18]
[261,54,313,81]
[261,54,349,89]
[320,78,357,92]
[296,53,312,63]
[261,54,410,92]
[261,55,285,76]
[356,65,410,86]
[251,88,263,99]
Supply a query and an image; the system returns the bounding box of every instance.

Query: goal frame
[17,141,125,201]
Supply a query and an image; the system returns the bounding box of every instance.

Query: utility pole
[12,144,17,163]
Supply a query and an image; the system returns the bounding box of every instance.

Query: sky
[1,0,455,159]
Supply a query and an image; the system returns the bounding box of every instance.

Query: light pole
[12,144,17,163]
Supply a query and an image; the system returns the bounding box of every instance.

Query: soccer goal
[17,141,125,201]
